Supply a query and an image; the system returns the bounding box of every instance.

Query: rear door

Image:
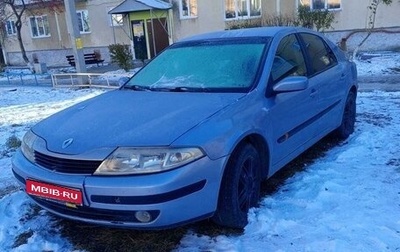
[298,33,346,134]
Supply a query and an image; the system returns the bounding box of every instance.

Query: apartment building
[1,0,399,66]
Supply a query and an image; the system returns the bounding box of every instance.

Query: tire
[335,91,356,139]
[212,144,261,229]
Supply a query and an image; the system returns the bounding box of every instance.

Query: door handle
[310,88,317,98]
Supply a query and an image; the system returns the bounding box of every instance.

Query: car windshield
[124,38,270,92]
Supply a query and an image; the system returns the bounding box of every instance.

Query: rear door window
[299,33,338,75]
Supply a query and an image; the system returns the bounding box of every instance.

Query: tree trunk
[16,24,30,64]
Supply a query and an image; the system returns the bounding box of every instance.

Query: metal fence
[51,73,132,88]
[1,71,52,86]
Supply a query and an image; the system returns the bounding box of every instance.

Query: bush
[262,14,298,27]
[108,44,133,71]
[227,19,262,30]
[6,135,21,150]
[297,5,335,32]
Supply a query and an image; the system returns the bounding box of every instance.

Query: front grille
[34,151,102,174]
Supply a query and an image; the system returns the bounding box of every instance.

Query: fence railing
[51,73,133,88]
[1,67,51,86]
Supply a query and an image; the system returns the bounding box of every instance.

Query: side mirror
[273,76,308,93]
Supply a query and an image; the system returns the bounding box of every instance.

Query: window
[225,0,261,20]
[108,7,124,26]
[180,0,197,18]
[77,10,90,33]
[271,34,307,82]
[299,33,337,74]
[300,0,341,10]
[5,20,16,36]
[30,15,50,38]
[111,13,124,26]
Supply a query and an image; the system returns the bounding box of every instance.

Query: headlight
[95,147,204,175]
[21,130,38,163]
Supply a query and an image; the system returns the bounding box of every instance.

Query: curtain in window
[225,0,236,19]
[327,0,340,9]
[77,11,90,33]
[250,0,261,16]
[30,17,38,37]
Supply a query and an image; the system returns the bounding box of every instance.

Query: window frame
[179,0,198,19]
[225,0,262,20]
[301,0,341,10]
[271,34,308,83]
[29,15,50,38]
[77,9,91,34]
[5,20,17,36]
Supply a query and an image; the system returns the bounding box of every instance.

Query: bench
[66,53,104,67]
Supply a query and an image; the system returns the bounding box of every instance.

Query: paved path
[358,74,400,91]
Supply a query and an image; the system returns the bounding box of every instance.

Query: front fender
[171,94,270,161]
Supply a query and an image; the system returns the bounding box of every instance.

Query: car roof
[179,26,315,42]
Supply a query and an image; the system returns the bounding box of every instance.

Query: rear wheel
[335,91,356,139]
[212,144,261,229]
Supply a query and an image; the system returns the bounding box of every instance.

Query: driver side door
[267,33,321,172]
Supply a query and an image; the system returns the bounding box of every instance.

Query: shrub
[297,5,335,32]
[108,44,133,71]
[227,19,262,30]
[6,135,21,150]
[262,14,298,27]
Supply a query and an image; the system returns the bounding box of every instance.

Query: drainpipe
[54,11,63,47]
[276,0,281,15]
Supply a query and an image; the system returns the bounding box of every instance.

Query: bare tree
[352,0,393,58]
[1,0,63,66]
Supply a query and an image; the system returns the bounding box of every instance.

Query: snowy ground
[0,53,400,251]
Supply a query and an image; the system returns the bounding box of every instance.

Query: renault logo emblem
[62,138,74,149]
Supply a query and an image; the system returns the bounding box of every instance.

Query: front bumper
[12,149,227,229]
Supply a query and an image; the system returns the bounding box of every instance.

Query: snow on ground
[356,51,400,76]
[177,90,400,251]
[0,53,400,251]
[0,88,105,251]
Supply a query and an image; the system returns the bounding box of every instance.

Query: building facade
[1,0,399,66]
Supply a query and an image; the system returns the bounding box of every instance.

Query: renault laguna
[12,27,357,229]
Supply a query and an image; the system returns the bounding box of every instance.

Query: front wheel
[212,144,261,229]
[335,91,356,139]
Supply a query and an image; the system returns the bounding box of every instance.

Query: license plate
[26,179,83,205]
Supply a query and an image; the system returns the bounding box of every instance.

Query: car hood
[32,90,245,155]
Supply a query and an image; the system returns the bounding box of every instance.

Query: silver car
[12,27,357,229]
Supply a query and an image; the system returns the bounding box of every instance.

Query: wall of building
[3,0,131,66]
[322,0,400,52]
[331,0,400,31]
[3,0,399,66]
[170,0,226,41]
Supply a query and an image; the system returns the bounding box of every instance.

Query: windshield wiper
[123,85,152,91]
[150,86,210,92]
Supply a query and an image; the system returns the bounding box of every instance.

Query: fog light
[135,211,152,223]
